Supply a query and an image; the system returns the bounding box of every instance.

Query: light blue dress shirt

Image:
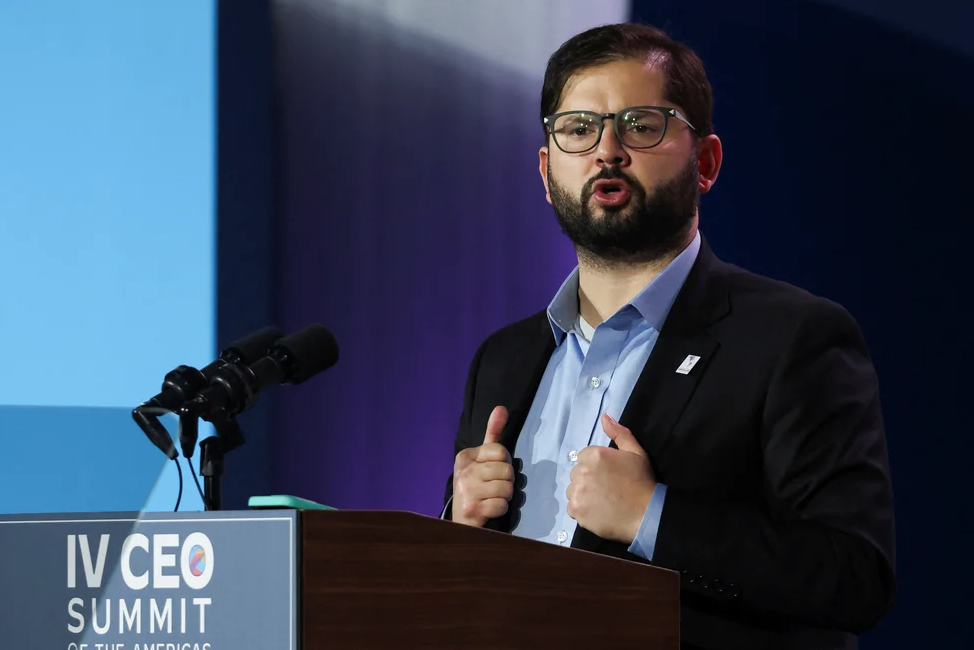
[510,231,701,560]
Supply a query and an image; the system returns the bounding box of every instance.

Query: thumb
[602,413,646,456]
[484,405,508,445]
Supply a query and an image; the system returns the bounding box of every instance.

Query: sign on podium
[0,510,296,649]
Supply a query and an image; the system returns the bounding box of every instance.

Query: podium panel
[0,510,297,649]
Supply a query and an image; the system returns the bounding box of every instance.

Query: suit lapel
[572,236,730,552]
[618,237,729,459]
[619,332,719,460]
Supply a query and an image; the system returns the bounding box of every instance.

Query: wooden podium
[0,508,679,649]
[300,510,680,648]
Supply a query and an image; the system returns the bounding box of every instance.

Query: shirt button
[556,530,568,543]
[568,450,578,462]
[589,376,601,389]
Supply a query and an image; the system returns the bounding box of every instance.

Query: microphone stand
[199,438,225,511]
[196,410,245,512]
[138,392,252,512]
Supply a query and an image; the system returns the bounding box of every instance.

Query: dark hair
[540,23,713,139]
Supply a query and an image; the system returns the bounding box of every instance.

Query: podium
[0,509,680,648]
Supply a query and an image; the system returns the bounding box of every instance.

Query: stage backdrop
[214,1,972,648]
[0,0,217,514]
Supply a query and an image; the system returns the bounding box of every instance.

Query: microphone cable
[188,456,205,509]
[173,456,183,512]
[135,404,205,511]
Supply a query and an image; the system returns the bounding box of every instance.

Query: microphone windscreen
[224,326,285,363]
[277,324,340,384]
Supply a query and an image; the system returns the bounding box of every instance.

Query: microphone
[181,324,339,421]
[147,326,285,411]
[133,326,285,458]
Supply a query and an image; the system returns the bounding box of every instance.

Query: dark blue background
[628,1,973,646]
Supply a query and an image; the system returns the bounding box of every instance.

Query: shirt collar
[546,230,702,344]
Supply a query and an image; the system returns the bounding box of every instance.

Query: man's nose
[596,124,631,167]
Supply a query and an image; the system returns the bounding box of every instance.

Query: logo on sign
[65,532,215,650]
[188,545,206,577]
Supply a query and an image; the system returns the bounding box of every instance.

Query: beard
[547,154,699,268]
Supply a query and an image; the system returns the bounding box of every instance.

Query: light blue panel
[0,1,215,513]
[0,0,216,409]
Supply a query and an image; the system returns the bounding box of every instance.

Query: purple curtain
[269,0,576,514]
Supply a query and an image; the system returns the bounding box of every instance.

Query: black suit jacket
[443,238,896,649]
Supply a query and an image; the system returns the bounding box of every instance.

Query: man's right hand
[452,405,515,527]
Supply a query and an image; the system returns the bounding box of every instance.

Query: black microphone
[133,326,285,458]
[147,326,285,411]
[181,324,339,421]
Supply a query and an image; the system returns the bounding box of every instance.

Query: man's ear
[697,134,722,194]
[539,146,552,205]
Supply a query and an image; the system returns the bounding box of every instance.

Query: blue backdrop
[0,0,216,513]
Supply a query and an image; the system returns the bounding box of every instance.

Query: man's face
[539,59,713,266]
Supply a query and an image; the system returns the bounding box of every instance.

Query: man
[442,23,895,650]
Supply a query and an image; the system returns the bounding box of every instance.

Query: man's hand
[566,413,657,543]
[452,406,515,527]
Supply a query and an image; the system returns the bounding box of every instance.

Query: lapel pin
[676,355,701,375]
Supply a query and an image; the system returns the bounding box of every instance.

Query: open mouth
[592,179,632,207]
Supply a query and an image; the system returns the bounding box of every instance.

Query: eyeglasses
[543,106,697,154]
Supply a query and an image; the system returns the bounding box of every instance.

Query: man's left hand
[566,413,657,543]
